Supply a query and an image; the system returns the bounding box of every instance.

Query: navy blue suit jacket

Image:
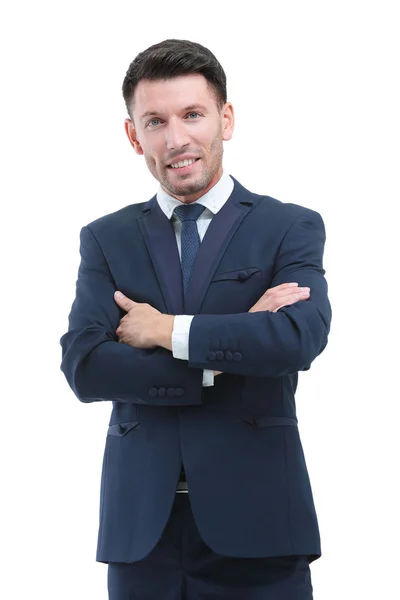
[60,176,331,564]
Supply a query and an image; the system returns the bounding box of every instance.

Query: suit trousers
[107,493,314,600]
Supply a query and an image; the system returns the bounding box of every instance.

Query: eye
[146,118,162,128]
[186,112,201,120]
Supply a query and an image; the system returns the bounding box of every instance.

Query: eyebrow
[140,104,208,121]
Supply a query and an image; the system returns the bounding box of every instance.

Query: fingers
[250,285,310,313]
[275,286,310,300]
[265,283,310,301]
[114,291,136,312]
[272,289,310,312]
[266,282,299,295]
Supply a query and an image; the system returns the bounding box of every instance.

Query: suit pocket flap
[212,267,261,282]
[107,421,141,437]
[240,415,298,428]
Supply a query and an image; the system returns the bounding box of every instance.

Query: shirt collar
[156,169,234,220]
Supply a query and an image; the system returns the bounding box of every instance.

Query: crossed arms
[60,210,331,404]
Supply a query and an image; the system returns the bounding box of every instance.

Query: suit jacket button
[225,351,233,361]
[167,388,176,397]
[238,270,248,281]
[157,387,166,397]
[175,388,184,396]
[233,352,242,361]
[207,351,216,361]
[216,351,224,360]
[149,387,158,397]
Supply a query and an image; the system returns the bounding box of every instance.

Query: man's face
[125,74,234,203]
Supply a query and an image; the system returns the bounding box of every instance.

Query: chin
[175,181,205,196]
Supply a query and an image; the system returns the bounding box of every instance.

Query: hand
[249,282,310,313]
[213,283,310,377]
[214,283,309,377]
[114,291,174,350]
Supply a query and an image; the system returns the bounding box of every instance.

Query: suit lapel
[137,196,184,315]
[137,177,257,317]
[184,177,255,314]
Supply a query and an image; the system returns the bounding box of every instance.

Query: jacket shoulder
[86,202,148,229]
[232,177,323,225]
[83,200,152,239]
[255,193,323,224]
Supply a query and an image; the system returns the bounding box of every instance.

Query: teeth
[170,158,196,169]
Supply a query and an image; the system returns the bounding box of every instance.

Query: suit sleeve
[188,210,332,377]
[60,225,204,404]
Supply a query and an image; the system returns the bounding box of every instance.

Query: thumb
[114,291,136,312]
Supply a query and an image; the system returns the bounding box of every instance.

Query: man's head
[122,39,234,203]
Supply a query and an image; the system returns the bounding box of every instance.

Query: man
[60,39,331,600]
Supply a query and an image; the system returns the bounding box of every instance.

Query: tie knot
[173,203,206,223]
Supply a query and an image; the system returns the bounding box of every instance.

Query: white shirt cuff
[172,315,215,387]
[202,369,215,387]
[172,315,193,360]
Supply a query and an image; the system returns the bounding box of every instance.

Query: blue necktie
[173,203,206,296]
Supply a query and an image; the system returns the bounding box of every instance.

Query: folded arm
[187,210,332,377]
[60,226,204,405]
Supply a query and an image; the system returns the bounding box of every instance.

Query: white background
[1,1,399,598]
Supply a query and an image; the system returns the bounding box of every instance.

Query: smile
[169,158,200,170]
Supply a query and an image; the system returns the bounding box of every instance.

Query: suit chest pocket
[211,267,262,283]
[204,267,270,313]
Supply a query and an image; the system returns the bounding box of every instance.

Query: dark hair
[122,39,227,120]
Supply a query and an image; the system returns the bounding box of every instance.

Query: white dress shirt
[156,169,234,387]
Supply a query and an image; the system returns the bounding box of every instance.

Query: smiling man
[128,73,229,201]
[60,39,332,600]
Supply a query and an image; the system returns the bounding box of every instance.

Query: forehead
[133,74,216,119]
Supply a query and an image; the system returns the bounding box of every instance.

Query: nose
[165,117,191,151]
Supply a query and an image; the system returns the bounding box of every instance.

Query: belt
[176,481,188,493]
[176,466,188,493]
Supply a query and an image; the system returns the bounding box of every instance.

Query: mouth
[167,158,201,174]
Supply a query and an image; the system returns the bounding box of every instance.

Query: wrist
[155,314,174,351]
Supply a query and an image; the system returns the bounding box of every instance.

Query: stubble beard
[146,134,224,198]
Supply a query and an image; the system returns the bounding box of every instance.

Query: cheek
[138,134,162,162]
[199,125,222,152]
[146,144,165,167]
[144,151,161,173]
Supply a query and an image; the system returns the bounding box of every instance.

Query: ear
[222,102,235,142]
[124,119,144,155]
